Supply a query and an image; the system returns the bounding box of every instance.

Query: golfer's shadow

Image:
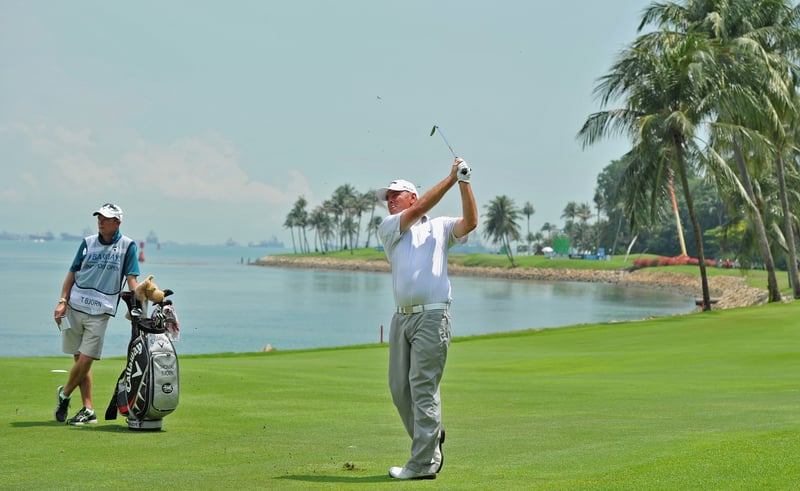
[277,474,389,484]
[9,421,148,433]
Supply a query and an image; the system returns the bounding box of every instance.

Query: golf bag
[105,290,180,431]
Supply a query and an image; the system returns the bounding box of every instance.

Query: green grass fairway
[3,303,799,490]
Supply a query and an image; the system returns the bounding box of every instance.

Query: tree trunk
[733,143,781,302]
[669,176,688,256]
[675,148,711,311]
[775,154,800,298]
[503,234,517,268]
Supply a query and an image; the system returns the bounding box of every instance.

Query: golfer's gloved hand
[457,160,472,182]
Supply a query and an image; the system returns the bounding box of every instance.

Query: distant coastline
[253,255,768,311]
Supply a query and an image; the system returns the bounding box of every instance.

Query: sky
[0,0,654,246]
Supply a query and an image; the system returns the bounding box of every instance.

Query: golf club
[430,125,457,158]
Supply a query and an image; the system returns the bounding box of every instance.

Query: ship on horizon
[248,236,285,248]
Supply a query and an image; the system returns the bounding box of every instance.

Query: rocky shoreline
[253,255,769,311]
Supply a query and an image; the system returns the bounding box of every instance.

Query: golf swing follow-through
[376,126,477,480]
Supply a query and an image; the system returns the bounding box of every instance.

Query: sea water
[0,240,695,357]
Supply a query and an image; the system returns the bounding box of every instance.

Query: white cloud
[2,122,310,206]
[0,121,312,242]
[121,132,305,204]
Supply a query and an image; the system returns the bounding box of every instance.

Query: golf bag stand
[105,289,180,431]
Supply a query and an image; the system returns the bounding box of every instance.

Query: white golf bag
[105,290,180,431]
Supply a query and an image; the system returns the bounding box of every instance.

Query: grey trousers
[388,309,451,472]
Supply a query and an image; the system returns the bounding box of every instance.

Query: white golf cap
[377,179,418,201]
[92,203,123,220]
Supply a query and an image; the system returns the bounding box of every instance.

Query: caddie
[52,203,140,425]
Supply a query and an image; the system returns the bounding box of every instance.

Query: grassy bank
[283,248,789,293]
[3,302,799,489]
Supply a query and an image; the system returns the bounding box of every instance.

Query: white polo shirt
[378,212,467,307]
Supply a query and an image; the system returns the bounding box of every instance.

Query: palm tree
[561,202,577,224]
[350,191,375,252]
[742,5,800,299]
[308,206,332,253]
[561,202,578,249]
[723,140,782,301]
[283,214,298,254]
[366,216,383,249]
[362,190,383,249]
[672,0,800,301]
[522,201,535,255]
[540,222,556,243]
[320,198,337,248]
[585,0,800,307]
[340,216,358,250]
[483,195,521,267]
[576,202,593,252]
[773,111,800,298]
[595,157,633,255]
[525,232,536,255]
[532,231,545,253]
[592,189,606,251]
[328,184,358,251]
[777,94,800,296]
[578,11,718,309]
[288,197,310,253]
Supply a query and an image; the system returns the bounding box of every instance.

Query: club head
[430,125,437,136]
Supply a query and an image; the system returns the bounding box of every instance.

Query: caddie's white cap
[92,203,123,220]
[377,179,418,201]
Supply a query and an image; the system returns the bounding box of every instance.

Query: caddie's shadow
[10,421,58,428]
[278,475,390,484]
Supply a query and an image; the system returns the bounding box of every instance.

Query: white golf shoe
[388,466,436,480]
[433,428,445,473]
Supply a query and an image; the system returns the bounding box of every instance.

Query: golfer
[377,157,478,480]
[53,203,140,425]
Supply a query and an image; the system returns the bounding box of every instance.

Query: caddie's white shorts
[62,307,110,360]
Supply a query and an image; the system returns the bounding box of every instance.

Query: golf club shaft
[432,125,457,158]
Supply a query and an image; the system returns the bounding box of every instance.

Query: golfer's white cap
[93,203,123,220]
[377,179,418,201]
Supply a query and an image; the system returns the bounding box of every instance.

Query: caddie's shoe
[67,407,97,425]
[388,466,436,480]
[54,386,71,422]
[433,428,446,473]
